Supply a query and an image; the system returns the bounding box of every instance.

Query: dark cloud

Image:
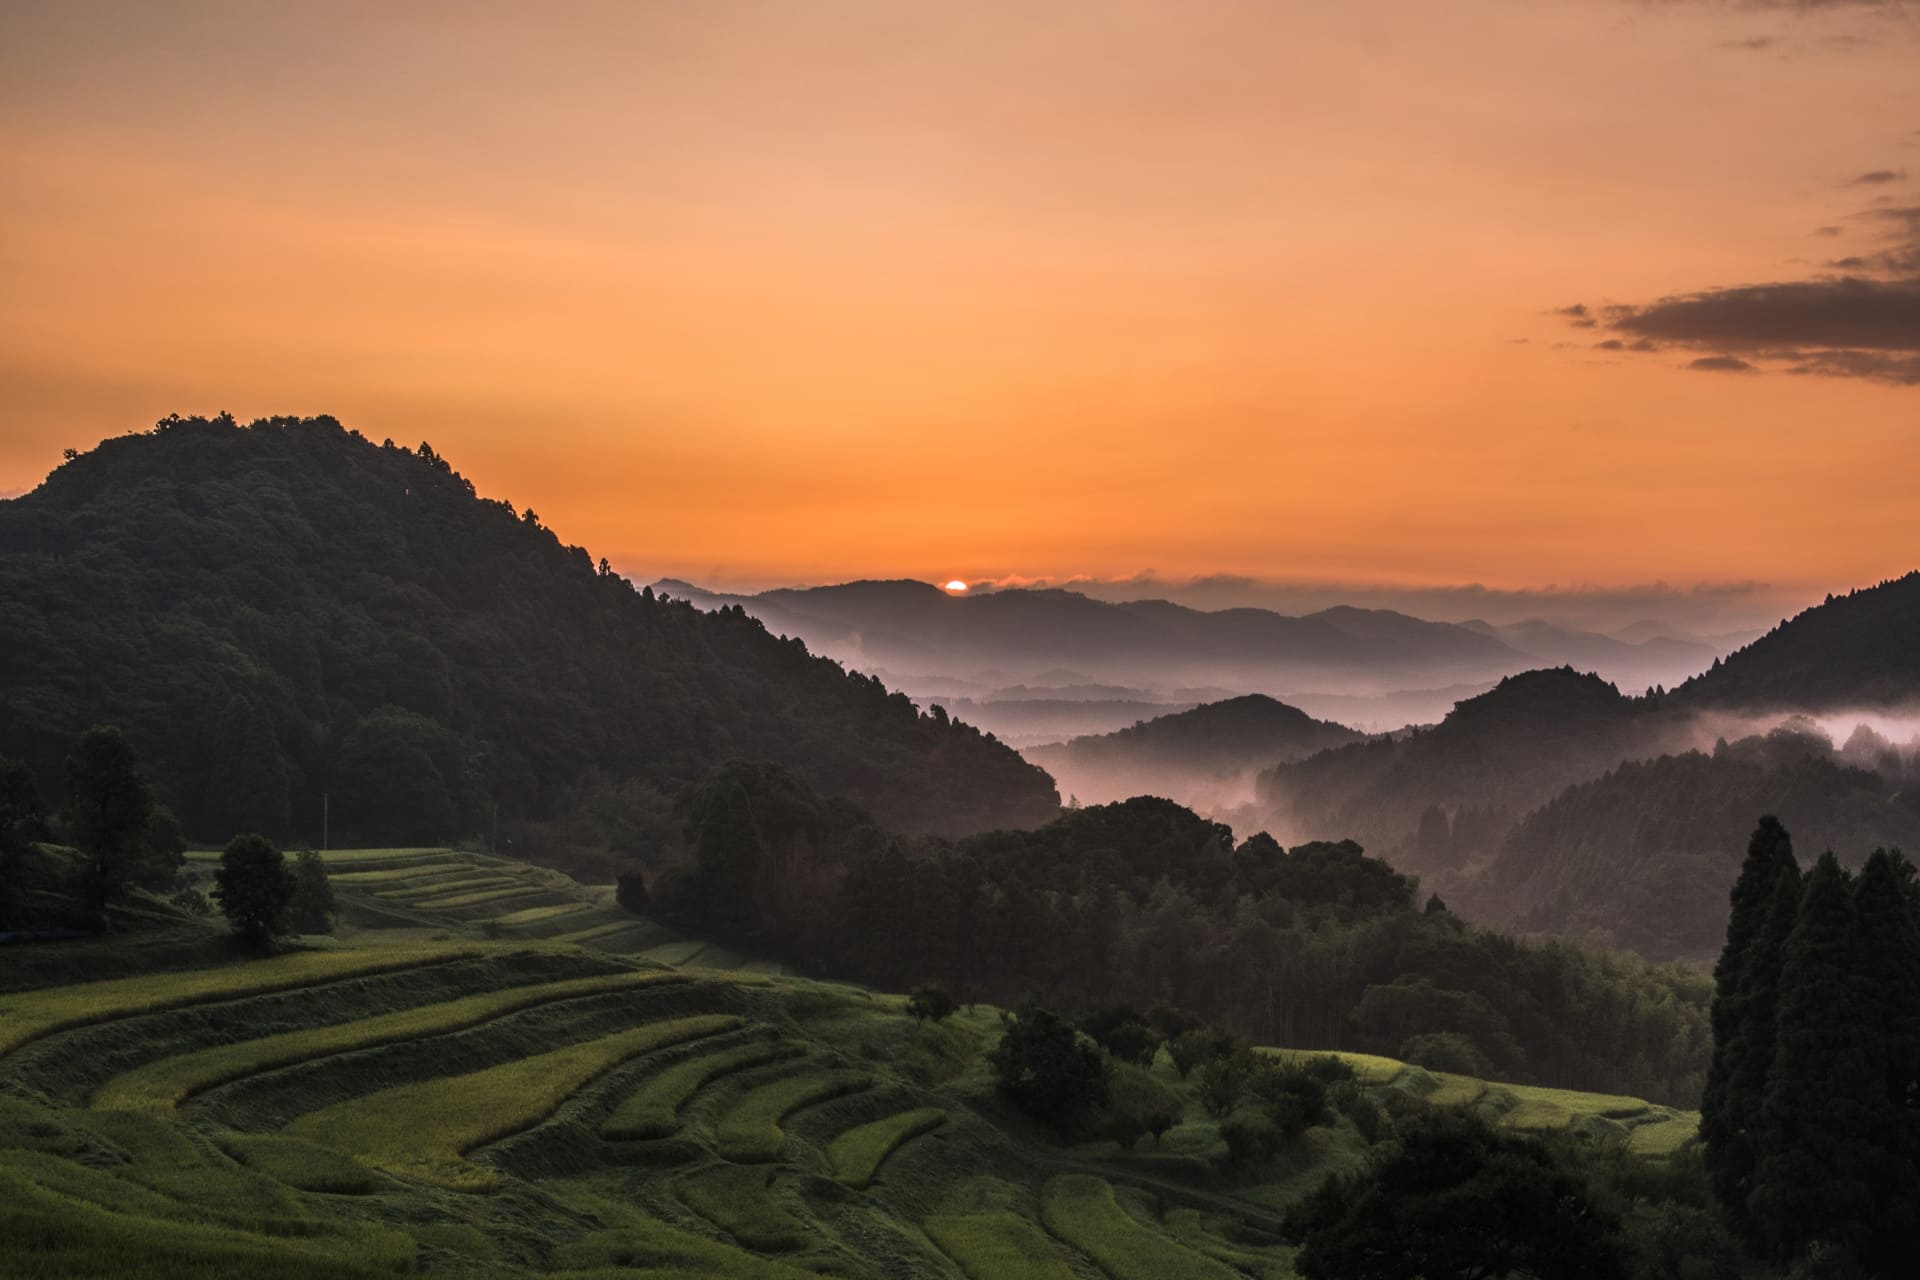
[1594,338,1627,350]
[1850,168,1909,185]
[1566,192,1920,385]
[1814,224,1845,236]
[1555,303,1598,329]
[1613,279,1920,350]
[1719,35,1775,50]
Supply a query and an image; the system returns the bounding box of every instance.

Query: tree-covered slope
[1673,571,1920,709]
[1455,728,1920,962]
[1254,669,1693,870]
[1024,694,1364,808]
[0,415,1057,844]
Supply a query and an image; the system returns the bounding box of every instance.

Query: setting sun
[944,580,969,593]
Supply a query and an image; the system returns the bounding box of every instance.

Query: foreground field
[0,848,1700,1278]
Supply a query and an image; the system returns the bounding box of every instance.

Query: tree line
[654,761,1713,1105]
[0,726,333,943]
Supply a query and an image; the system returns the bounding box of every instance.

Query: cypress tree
[694,778,762,936]
[1752,852,1880,1267]
[1702,815,1799,1244]
[1852,848,1920,1273]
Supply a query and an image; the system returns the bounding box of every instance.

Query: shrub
[907,983,957,1024]
[1104,1063,1182,1151]
[1401,1030,1494,1077]
[1168,1026,1243,1079]
[990,1004,1109,1130]
[614,868,649,915]
[1080,1005,1163,1067]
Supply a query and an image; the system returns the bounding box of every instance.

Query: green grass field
[1041,1174,1242,1280]
[1,847,1706,1278]
[0,946,473,1056]
[713,1067,870,1162]
[92,969,684,1112]
[602,1041,803,1140]
[828,1105,946,1187]
[926,1212,1080,1280]
[287,1014,739,1188]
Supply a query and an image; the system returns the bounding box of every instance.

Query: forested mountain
[1673,571,1920,709]
[1455,727,1920,961]
[1255,669,1695,869]
[0,416,1058,846]
[1023,694,1364,810]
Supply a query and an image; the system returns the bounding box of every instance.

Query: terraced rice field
[1,848,1702,1278]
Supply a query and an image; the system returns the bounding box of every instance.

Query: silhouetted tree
[1702,815,1802,1244]
[1851,848,1920,1275]
[65,726,157,920]
[907,983,957,1024]
[990,1004,1108,1130]
[1752,852,1877,1266]
[615,868,649,915]
[0,755,46,926]
[213,833,295,949]
[287,850,337,934]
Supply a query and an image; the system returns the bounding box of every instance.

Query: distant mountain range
[654,577,1745,742]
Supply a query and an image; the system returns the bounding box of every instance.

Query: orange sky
[2,1,1917,607]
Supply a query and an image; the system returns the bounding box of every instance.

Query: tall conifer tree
[1752,852,1879,1266]
[1852,848,1920,1272]
[1702,815,1799,1244]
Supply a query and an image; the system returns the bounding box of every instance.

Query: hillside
[1673,571,1920,709]
[0,892,1703,1279]
[1023,695,1364,811]
[1452,729,1920,961]
[0,416,1058,845]
[1253,669,1693,869]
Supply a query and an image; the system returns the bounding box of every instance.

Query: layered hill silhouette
[1254,668,1697,867]
[1247,578,1920,958]
[659,578,1735,707]
[1023,693,1364,810]
[0,416,1058,845]
[1670,571,1920,710]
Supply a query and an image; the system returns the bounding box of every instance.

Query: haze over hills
[657,576,1746,743]
[1023,694,1365,815]
[0,417,1059,846]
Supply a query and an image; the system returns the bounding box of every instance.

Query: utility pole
[323,792,329,852]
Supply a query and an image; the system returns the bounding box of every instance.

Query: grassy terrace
[287,1014,740,1189]
[1,847,1706,1278]
[93,970,685,1112]
[0,947,474,1057]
